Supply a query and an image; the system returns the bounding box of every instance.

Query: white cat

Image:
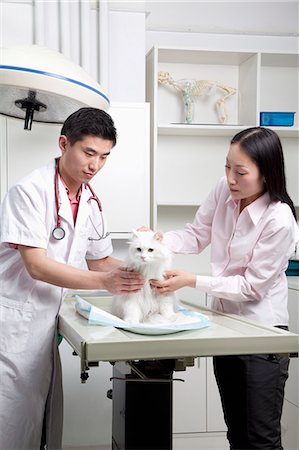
[111,230,178,324]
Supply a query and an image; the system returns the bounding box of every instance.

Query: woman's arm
[152,222,295,302]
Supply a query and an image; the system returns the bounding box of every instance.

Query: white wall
[145,1,298,36]
[1,1,298,448]
[0,0,146,102]
[1,1,33,46]
[109,10,146,101]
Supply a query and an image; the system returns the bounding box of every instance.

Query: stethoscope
[52,158,110,241]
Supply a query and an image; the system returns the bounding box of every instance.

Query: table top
[58,294,299,364]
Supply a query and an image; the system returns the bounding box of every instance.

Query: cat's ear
[154,231,164,242]
[131,228,139,238]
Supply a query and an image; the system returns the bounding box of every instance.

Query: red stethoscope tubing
[54,159,62,229]
[52,158,103,240]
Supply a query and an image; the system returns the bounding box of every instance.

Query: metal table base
[111,360,175,450]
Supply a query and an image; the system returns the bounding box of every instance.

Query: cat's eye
[136,248,142,252]
[148,248,154,252]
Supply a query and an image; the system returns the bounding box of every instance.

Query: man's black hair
[61,107,117,147]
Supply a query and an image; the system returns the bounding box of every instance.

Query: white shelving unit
[147,46,298,228]
[146,45,299,448]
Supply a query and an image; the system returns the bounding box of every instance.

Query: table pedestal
[111,360,175,450]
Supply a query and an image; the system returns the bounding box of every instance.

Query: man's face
[59,134,113,185]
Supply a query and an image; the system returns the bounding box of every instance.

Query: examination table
[58,294,299,450]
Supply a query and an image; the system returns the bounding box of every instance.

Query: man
[0,107,144,449]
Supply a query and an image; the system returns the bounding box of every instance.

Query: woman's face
[225,142,265,208]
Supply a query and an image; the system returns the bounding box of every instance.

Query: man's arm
[86,255,122,272]
[18,246,143,294]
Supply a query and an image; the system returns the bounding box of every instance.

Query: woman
[151,127,299,450]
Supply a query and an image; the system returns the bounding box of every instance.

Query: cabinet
[90,103,150,237]
[281,279,299,450]
[172,298,227,448]
[286,282,299,408]
[0,102,150,237]
[146,46,299,446]
[173,358,206,433]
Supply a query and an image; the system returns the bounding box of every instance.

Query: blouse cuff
[196,275,212,293]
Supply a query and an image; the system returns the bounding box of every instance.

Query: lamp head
[0,45,110,130]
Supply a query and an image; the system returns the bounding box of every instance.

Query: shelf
[157,202,200,207]
[158,124,299,138]
[152,46,299,68]
[261,53,299,68]
[110,232,131,240]
[270,127,299,138]
[155,47,256,65]
[158,124,248,137]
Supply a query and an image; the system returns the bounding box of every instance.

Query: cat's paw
[124,316,140,324]
[146,313,169,324]
[163,312,180,322]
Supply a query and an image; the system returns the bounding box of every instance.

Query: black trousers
[213,352,290,450]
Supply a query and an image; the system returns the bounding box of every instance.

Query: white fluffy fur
[111,230,177,324]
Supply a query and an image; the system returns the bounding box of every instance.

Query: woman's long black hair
[231,127,297,220]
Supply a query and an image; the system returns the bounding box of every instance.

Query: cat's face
[128,230,170,265]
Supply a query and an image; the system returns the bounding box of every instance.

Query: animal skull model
[158,70,237,124]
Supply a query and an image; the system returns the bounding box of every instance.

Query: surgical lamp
[0,45,109,130]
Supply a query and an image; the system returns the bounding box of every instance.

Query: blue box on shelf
[286,260,299,276]
[260,112,295,127]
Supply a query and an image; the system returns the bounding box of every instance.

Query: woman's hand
[136,226,151,232]
[137,226,164,241]
[150,270,196,294]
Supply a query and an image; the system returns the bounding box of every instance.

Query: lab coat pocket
[0,296,33,354]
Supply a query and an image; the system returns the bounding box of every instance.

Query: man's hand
[102,267,144,294]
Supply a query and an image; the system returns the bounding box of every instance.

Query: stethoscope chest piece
[52,226,66,240]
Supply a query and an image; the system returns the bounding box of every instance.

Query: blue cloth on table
[75,295,210,336]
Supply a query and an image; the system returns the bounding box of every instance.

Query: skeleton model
[158,71,237,124]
